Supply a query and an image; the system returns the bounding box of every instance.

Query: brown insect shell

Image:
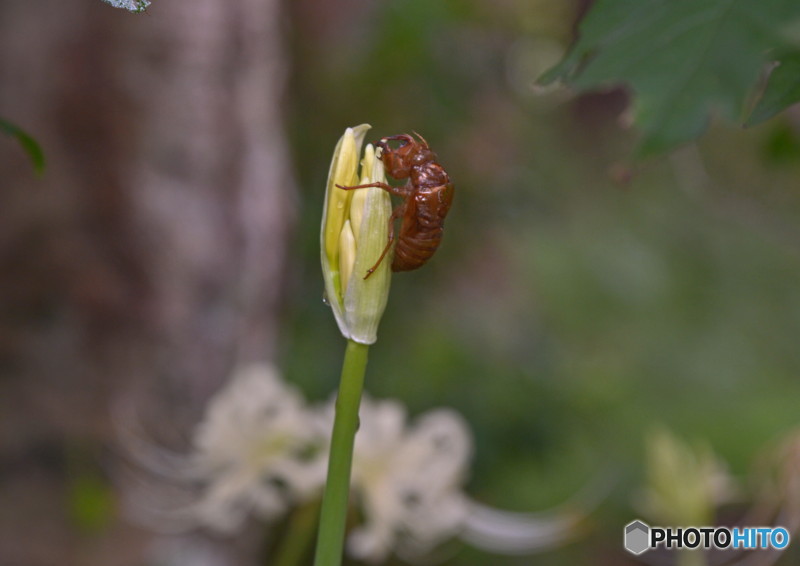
[376,134,435,180]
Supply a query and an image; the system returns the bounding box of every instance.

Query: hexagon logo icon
[624,520,650,555]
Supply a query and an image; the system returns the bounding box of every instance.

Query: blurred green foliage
[283,0,800,563]
[67,449,115,533]
[543,0,800,154]
[1,117,45,175]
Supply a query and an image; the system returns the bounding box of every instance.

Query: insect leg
[378,134,414,145]
[363,202,405,279]
[335,182,408,198]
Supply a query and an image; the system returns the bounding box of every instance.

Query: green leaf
[541,0,800,155]
[1,118,45,175]
[747,50,800,126]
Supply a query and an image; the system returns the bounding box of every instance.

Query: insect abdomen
[392,226,443,271]
[390,183,452,272]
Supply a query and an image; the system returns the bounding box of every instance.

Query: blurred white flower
[121,365,590,561]
[345,398,472,562]
[101,0,150,12]
[461,501,584,554]
[187,364,327,531]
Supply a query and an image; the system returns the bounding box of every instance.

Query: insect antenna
[412,131,430,147]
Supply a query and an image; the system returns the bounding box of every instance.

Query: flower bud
[641,427,734,525]
[321,125,392,344]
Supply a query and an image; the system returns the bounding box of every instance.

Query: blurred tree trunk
[0,0,294,564]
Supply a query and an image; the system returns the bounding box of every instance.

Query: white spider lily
[330,397,588,563]
[122,367,589,560]
[461,501,584,554]
[345,398,472,562]
[188,364,327,531]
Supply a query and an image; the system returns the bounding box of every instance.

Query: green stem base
[313,339,369,566]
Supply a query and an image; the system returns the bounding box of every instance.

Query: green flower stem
[313,339,369,566]
[272,499,321,566]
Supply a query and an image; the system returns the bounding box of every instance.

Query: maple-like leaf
[542,0,800,155]
[747,50,800,126]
